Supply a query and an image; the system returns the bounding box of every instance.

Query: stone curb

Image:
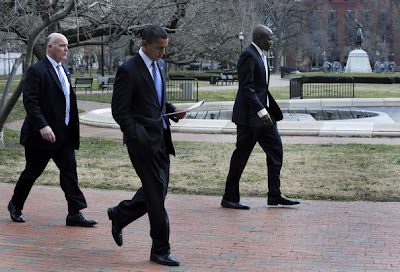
[79,98,400,137]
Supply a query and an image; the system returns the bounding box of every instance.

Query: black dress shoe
[268,194,300,206]
[221,199,250,210]
[107,207,123,246]
[150,253,180,266]
[66,212,98,227]
[8,200,25,223]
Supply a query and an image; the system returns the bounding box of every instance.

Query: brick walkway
[1,182,400,271]
[3,84,400,271]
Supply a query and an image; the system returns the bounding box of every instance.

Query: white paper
[163,100,205,116]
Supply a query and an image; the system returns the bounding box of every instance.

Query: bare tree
[0,0,76,146]
[164,0,261,69]
[0,0,190,145]
[261,0,309,73]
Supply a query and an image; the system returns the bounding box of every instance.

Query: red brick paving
[1,182,400,271]
[3,95,400,271]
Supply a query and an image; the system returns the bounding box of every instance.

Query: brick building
[288,0,399,69]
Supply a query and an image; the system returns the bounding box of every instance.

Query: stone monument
[345,20,372,73]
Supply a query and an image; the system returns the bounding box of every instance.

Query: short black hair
[142,24,168,44]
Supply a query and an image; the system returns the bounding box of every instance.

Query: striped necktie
[151,62,167,129]
[152,62,162,105]
[56,64,70,125]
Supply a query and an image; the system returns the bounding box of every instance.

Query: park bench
[217,73,228,85]
[290,76,355,99]
[227,74,237,84]
[74,77,93,94]
[97,76,115,93]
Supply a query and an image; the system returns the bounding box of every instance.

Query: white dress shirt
[251,42,270,118]
[47,55,70,94]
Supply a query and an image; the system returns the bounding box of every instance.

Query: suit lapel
[63,65,72,87]
[62,65,75,94]
[45,58,73,94]
[45,58,63,92]
[136,55,162,108]
[249,44,269,86]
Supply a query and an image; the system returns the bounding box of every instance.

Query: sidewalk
[1,182,400,272]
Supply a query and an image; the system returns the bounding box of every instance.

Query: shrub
[352,76,400,84]
[168,71,238,81]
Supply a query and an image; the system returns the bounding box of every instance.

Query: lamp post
[6,42,11,75]
[238,32,244,52]
[101,36,104,76]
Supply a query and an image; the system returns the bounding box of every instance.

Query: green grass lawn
[2,128,400,201]
[2,72,400,201]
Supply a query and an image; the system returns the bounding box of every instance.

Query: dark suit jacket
[232,44,283,127]
[20,58,80,150]
[111,54,177,155]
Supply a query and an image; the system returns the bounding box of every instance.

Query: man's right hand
[40,126,56,143]
[260,113,273,127]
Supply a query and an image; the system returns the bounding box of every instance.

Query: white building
[0,52,23,75]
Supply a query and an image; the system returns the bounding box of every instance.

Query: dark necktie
[56,64,70,125]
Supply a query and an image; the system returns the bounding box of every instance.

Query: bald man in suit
[8,33,97,227]
[221,25,300,210]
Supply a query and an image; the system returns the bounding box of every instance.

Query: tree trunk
[272,48,281,74]
[0,0,75,146]
[0,54,25,146]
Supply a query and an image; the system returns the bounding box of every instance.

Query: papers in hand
[164,100,205,116]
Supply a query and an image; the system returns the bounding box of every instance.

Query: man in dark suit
[108,25,186,267]
[7,33,97,227]
[221,25,300,210]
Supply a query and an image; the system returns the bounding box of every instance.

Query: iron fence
[166,78,199,101]
[290,76,355,99]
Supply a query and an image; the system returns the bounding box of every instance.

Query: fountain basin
[79,98,400,137]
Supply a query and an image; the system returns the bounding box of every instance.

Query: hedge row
[168,71,238,81]
[289,73,400,84]
[168,71,399,83]
[352,76,400,84]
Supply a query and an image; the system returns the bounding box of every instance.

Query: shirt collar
[139,47,154,69]
[251,42,264,58]
[47,55,61,69]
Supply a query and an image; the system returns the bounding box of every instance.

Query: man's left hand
[173,108,187,119]
[260,112,273,127]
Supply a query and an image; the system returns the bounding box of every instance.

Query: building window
[310,10,321,32]
[345,10,355,47]
[362,10,371,41]
[328,10,338,48]
[378,10,391,44]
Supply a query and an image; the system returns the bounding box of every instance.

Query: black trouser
[12,141,87,214]
[115,132,171,255]
[223,122,283,203]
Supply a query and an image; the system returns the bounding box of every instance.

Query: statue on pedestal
[344,19,372,73]
[354,19,364,49]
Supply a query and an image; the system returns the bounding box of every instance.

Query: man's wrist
[257,108,268,118]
